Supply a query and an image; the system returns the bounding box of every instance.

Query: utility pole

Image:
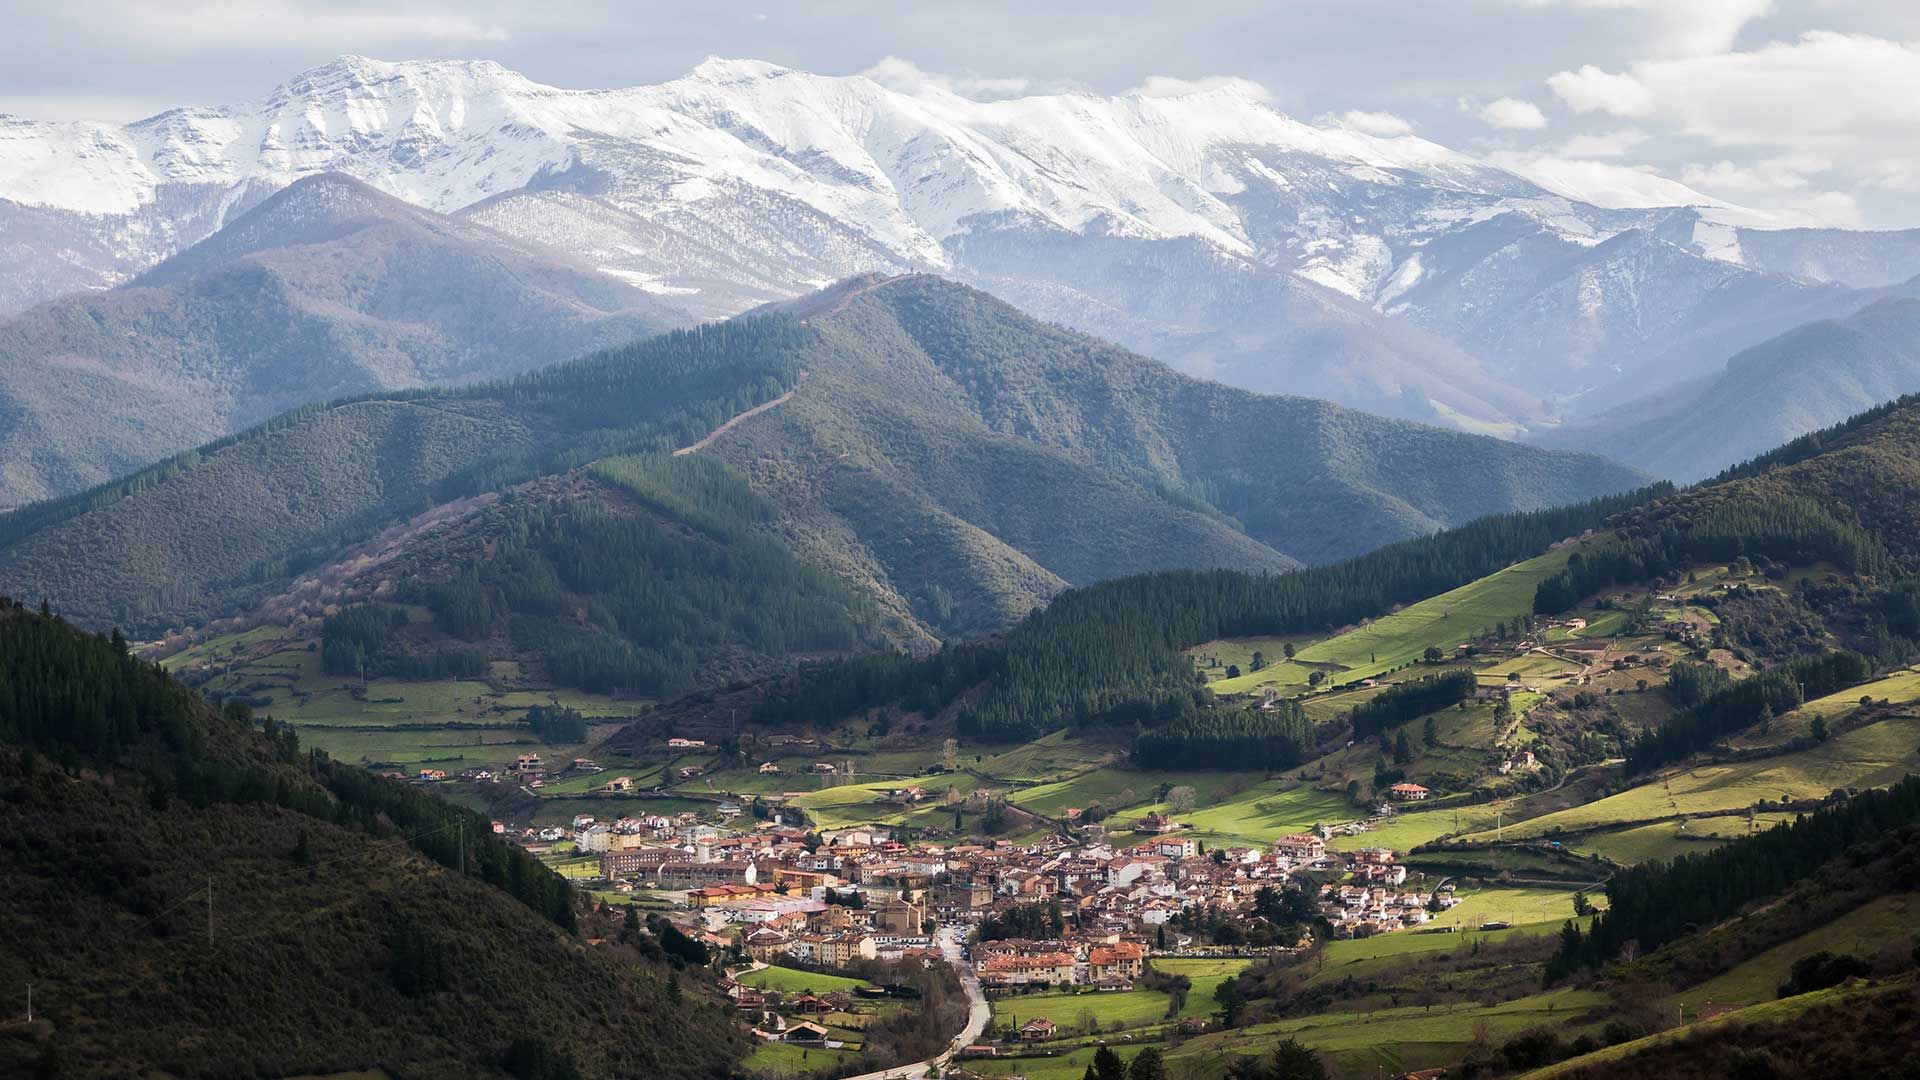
[458,820,464,877]
[206,875,213,946]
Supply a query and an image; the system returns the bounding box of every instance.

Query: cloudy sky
[5,0,1920,228]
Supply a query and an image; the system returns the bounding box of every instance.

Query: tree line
[320,603,488,681]
[1132,702,1314,770]
[1534,495,1891,614]
[1625,650,1870,774]
[1348,670,1477,742]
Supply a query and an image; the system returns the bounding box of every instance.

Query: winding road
[841,926,991,1080]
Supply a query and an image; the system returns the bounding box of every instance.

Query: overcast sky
[5,0,1920,228]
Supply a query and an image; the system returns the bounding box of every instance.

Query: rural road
[671,371,807,457]
[841,926,991,1080]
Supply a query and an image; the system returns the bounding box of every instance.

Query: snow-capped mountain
[5,55,1917,430]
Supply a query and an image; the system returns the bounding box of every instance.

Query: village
[464,764,1493,1064]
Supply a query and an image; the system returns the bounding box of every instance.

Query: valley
[6,34,1920,1079]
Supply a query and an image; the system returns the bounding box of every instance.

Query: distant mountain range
[8,54,1920,450]
[0,173,684,506]
[1536,298,1920,481]
[0,276,1647,669]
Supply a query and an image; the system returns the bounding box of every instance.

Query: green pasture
[1568,812,1797,866]
[1660,893,1920,1009]
[1175,987,1607,1078]
[740,965,873,994]
[1150,958,1252,1017]
[992,986,1175,1033]
[741,1041,861,1074]
[975,730,1124,782]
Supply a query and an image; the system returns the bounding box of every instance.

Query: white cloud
[1554,128,1648,158]
[1506,0,1771,57]
[1680,156,1825,193]
[92,3,509,50]
[1127,74,1271,101]
[1339,109,1413,137]
[1479,97,1548,130]
[861,56,1033,98]
[1547,31,1920,211]
[1548,64,1656,115]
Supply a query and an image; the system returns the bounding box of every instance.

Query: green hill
[0,597,744,1078]
[0,274,1647,655]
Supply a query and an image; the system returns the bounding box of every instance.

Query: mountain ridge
[1537,296,1920,481]
[8,55,1917,437]
[0,276,1649,688]
[0,172,687,507]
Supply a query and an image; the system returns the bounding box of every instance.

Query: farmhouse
[1135,811,1180,834]
[1019,1017,1057,1040]
[1389,783,1431,801]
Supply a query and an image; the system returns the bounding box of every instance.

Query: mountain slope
[0,172,686,507]
[0,276,1648,662]
[5,55,1911,434]
[1539,298,1920,481]
[0,598,745,1078]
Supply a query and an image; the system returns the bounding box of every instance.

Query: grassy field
[1174,986,1608,1077]
[967,1043,1153,1080]
[1517,979,1882,1080]
[1204,549,1575,695]
[1568,813,1798,866]
[1458,714,1920,842]
[1163,784,1357,848]
[1733,666,1920,748]
[991,986,1175,1033]
[741,1041,861,1074]
[1658,893,1920,1009]
[974,730,1124,782]
[1302,917,1580,991]
[739,965,874,994]
[1151,958,1251,1017]
[788,773,982,828]
[1439,885,1602,929]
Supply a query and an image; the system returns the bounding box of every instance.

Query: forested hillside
[225,454,911,703]
[0,597,744,1078]
[0,173,686,508]
[0,274,1646,654]
[0,317,805,633]
[752,392,1920,754]
[753,485,1667,742]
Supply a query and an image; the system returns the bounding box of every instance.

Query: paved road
[841,926,990,1080]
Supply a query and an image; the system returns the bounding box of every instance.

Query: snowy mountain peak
[8,53,1912,438]
[686,56,800,84]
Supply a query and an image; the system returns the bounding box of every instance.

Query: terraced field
[1456,714,1920,843]
[1568,812,1798,866]
[1172,986,1609,1077]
